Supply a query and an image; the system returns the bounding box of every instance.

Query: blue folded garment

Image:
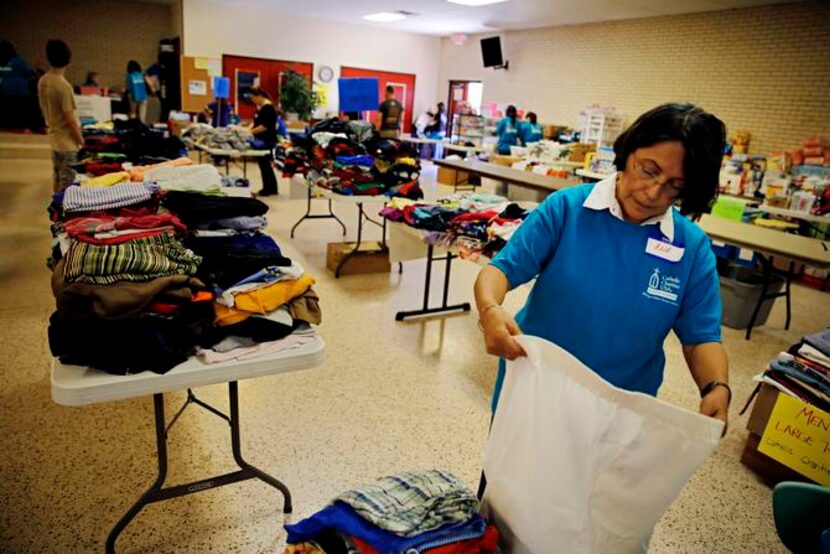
[770,360,830,397]
[285,501,487,554]
[336,155,375,167]
[804,329,830,357]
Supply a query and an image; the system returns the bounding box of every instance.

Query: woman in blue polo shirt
[495,105,521,155]
[520,112,543,145]
[475,103,730,429]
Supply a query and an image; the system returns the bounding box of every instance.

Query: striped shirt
[62,231,201,285]
[63,182,159,213]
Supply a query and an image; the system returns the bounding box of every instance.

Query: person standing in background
[378,85,402,139]
[248,87,279,196]
[496,105,520,154]
[521,112,543,145]
[38,40,83,192]
[0,41,34,131]
[424,102,447,137]
[125,60,148,122]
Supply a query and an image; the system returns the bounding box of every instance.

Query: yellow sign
[194,57,209,70]
[758,393,830,485]
[314,84,329,107]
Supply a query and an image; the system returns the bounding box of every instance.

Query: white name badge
[646,237,684,262]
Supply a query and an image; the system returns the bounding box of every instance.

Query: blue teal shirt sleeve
[490,192,565,288]
[673,236,723,345]
[518,121,529,146]
[495,119,506,137]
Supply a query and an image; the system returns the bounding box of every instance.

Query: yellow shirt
[38,72,80,153]
[215,274,316,326]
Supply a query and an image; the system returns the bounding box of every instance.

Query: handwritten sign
[758,393,830,485]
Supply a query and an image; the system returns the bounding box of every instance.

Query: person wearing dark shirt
[249,86,279,196]
[378,85,403,139]
[424,102,447,137]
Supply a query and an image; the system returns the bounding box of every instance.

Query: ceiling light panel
[363,11,407,22]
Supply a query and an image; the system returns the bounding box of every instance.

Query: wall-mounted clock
[318,65,334,83]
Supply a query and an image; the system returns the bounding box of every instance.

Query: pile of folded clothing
[183,124,256,151]
[79,119,187,164]
[48,165,321,375]
[284,470,498,554]
[380,193,532,260]
[755,328,830,409]
[274,117,423,199]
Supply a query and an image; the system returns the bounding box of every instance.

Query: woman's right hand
[480,306,525,360]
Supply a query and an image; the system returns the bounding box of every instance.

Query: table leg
[290,188,347,239]
[746,256,773,340]
[395,245,471,321]
[784,261,794,330]
[335,203,366,278]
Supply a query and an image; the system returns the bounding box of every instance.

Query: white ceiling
[191,0,801,36]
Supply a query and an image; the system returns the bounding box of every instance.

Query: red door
[340,67,416,133]
[222,55,313,121]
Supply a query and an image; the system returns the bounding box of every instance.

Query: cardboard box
[741,383,819,485]
[437,166,469,186]
[569,143,596,163]
[490,154,522,167]
[326,241,390,276]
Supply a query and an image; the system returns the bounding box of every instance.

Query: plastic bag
[482,335,723,554]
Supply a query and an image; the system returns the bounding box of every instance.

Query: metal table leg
[105,383,290,553]
[289,186,347,239]
[745,255,793,340]
[395,244,471,321]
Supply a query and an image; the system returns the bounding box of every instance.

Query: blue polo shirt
[520,121,543,144]
[490,179,722,409]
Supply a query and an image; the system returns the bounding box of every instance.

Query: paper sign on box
[758,393,830,485]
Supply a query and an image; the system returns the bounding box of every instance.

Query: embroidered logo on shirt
[644,268,680,305]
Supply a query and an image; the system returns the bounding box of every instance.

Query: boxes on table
[568,143,596,163]
[741,383,829,486]
[490,154,522,167]
[326,241,390,276]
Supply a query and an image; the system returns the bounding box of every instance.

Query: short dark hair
[613,103,725,218]
[46,40,71,68]
[527,112,537,124]
[506,105,517,120]
[385,85,394,94]
[248,86,269,99]
[127,60,141,74]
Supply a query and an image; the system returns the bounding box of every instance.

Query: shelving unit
[450,114,498,148]
[578,109,623,147]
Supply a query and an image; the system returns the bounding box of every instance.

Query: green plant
[280,70,318,120]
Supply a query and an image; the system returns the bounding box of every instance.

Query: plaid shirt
[335,470,478,537]
[62,232,201,285]
[63,182,159,213]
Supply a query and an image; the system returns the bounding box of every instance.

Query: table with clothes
[275,118,425,277]
[74,119,187,170]
[284,470,499,554]
[380,193,533,320]
[46,163,323,551]
[183,124,272,177]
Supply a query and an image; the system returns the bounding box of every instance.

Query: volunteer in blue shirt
[125,60,148,122]
[520,112,543,145]
[475,103,731,428]
[495,105,520,154]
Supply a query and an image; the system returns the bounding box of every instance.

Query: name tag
[646,237,684,262]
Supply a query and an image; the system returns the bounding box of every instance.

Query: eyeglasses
[631,154,685,197]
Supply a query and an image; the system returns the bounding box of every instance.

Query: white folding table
[194,143,271,178]
[52,336,326,553]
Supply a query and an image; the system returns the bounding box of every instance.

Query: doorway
[447,80,483,137]
[340,67,416,133]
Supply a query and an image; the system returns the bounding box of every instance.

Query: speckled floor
[1,154,826,553]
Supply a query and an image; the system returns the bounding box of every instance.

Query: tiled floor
[1,155,826,553]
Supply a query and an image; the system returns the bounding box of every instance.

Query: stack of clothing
[48,166,321,375]
[380,193,532,260]
[183,124,255,151]
[164,191,321,364]
[79,119,187,164]
[284,470,498,554]
[274,117,423,199]
[755,329,830,410]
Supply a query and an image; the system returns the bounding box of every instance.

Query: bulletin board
[180,55,222,113]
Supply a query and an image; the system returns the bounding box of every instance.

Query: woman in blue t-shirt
[125,60,148,122]
[475,103,731,434]
[520,112,543,145]
[495,105,520,155]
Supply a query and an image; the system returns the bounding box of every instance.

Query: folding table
[194,143,271,178]
[51,336,326,553]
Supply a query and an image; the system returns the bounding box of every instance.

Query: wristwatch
[699,380,731,404]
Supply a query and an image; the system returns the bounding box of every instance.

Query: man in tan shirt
[38,40,83,192]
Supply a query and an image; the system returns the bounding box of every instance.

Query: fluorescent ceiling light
[447,0,509,6]
[363,12,407,22]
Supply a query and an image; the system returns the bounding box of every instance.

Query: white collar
[582,173,675,242]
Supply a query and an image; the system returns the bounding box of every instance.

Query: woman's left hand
[699,387,729,436]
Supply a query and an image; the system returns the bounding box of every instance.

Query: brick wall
[438,2,830,155]
[1,0,174,92]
